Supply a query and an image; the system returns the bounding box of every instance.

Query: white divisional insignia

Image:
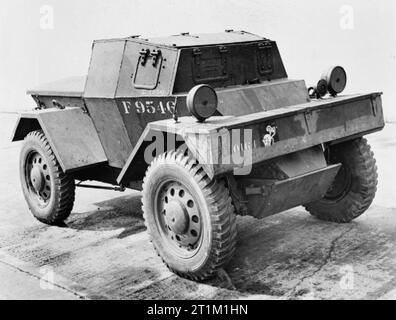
[262,125,277,147]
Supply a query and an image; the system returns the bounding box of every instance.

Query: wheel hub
[30,166,44,192]
[157,182,202,251]
[25,151,52,204]
[164,200,189,235]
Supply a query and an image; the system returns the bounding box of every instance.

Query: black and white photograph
[0,0,395,307]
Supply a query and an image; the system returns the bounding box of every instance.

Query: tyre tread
[23,130,75,225]
[305,138,377,223]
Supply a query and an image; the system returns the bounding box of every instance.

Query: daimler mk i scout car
[12,31,384,280]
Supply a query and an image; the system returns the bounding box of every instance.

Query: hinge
[150,49,162,67]
[258,41,272,50]
[257,41,273,76]
[219,46,229,75]
[219,45,228,54]
[371,96,378,117]
[192,48,202,56]
[139,48,150,66]
[192,48,202,79]
[52,99,65,110]
[82,100,90,114]
[304,110,313,134]
[34,96,46,110]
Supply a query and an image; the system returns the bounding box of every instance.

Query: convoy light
[321,66,347,96]
[186,84,218,122]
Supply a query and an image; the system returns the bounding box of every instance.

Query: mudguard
[117,124,219,184]
[12,107,107,172]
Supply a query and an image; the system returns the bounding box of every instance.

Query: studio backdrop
[1,0,395,121]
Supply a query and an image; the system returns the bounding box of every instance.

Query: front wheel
[20,130,75,225]
[142,151,237,281]
[305,138,378,223]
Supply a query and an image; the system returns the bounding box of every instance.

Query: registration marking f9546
[121,99,176,115]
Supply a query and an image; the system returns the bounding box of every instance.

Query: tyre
[305,138,377,223]
[20,130,75,225]
[142,150,237,281]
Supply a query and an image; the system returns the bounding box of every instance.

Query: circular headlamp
[186,84,218,122]
[321,66,347,96]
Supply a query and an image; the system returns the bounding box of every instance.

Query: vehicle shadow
[66,193,146,239]
[65,194,391,298]
[205,208,392,298]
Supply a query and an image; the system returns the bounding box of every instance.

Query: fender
[117,122,219,185]
[11,107,107,172]
[117,115,251,185]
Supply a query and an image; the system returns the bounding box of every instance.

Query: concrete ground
[0,112,395,300]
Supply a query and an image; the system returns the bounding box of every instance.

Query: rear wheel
[305,138,377,223]
[142,151,237,281]
[20,130,75,225]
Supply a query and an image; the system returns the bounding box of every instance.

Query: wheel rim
[24,151,52,207]
[154,180,203,258]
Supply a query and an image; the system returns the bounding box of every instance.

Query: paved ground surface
[0,113,395,300]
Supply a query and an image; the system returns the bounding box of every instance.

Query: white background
[1,0,395,121]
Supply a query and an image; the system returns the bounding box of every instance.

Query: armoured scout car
[12,31,384,280]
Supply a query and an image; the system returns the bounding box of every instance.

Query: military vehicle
[12,31,384,280]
